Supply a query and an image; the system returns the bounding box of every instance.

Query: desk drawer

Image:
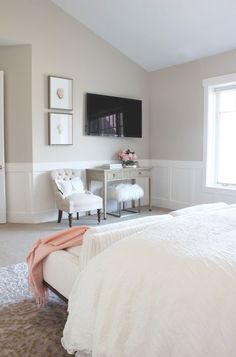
[132,169,149,178]
[107,171,124,180]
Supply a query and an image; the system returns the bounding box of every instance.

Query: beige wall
[0,45,32,162]
[2,1,236,221]
[2,0,236,165]
[0,0,149,163]
[150,49,236,161]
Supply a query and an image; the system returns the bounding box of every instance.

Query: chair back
[51,168,81,182]
[50,169,82,196]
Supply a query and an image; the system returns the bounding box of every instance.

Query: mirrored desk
[86,167,152,219]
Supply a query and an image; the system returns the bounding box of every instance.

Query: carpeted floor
[0,263,69,357]
[0,207,169,267]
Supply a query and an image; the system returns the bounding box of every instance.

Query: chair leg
[68,213,72,227]
[57,210,62,223]
[77,212,79,220]
[97,209,101,223]
[138,198,141,213]
[119,202,122,217]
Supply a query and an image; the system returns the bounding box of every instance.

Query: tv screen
[86,93,142,137]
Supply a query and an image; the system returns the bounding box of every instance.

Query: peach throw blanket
[26,226,89,305]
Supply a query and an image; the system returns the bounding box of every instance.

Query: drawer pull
[113,173,115,177]
[138,171,142,175]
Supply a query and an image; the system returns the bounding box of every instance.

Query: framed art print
[49,76,73,110]
[49,113,73,145]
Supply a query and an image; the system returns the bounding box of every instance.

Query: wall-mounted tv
[86,93,142,137]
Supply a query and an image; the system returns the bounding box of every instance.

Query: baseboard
[152,198,187,211]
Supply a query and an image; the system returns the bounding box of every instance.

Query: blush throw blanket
[26,226,89,305]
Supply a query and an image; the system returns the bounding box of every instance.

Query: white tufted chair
[50,169,103,227]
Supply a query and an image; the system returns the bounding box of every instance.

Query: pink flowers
[118,149,137,163]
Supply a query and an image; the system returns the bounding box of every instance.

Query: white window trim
[203,72,236,194]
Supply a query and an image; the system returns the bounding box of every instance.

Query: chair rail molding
[5,159,236,223]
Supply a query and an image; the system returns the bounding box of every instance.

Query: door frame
[0,71,6,223]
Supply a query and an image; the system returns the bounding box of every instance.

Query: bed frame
[43,280,68,303]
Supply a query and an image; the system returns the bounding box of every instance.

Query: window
[203,74,236,189]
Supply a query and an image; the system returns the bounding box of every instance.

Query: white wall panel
[151,166,169,200]
[171,167,193,204]
[5,160,150,223]
[6,171,32,222]
[33,172,55,211]
[6,159,236,223]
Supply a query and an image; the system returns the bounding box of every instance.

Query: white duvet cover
[62,205,236,357]
[79,214,173,271]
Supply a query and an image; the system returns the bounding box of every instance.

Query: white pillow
[71,177,85,193]
[55,177,85,196]
[55,179,73,197]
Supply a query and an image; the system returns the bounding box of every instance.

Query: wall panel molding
[6,159,236,223]
[150,159,236,210]
[5,160,150,223]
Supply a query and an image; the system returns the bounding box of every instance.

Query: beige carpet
[0,262,69,357]
[0,207,168,267]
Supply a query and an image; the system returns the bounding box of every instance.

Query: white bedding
[62,205,236,357]
[79,214,173,271]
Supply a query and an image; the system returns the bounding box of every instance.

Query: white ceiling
[51,0,236,71]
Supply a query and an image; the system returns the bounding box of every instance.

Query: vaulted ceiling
[51,0,236,71]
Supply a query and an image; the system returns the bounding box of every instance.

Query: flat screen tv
[86,93,142,137]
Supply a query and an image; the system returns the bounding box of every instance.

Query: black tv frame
[85,93,142,138]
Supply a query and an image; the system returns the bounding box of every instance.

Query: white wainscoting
[150,160,236,210]
[6,163,34,223]
[6,159,236,223]
[5,160,150,223]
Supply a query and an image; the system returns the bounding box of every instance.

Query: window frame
[203,73,236,193]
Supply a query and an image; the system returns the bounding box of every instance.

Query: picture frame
[49,113,73,145]
[48,76,73,110]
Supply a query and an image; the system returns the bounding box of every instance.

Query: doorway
[0,71,6,223]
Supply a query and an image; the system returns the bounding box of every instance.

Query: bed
[43,202,236,357]
[43,214,169,300]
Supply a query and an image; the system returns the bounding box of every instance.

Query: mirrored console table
[86,167,152,219]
